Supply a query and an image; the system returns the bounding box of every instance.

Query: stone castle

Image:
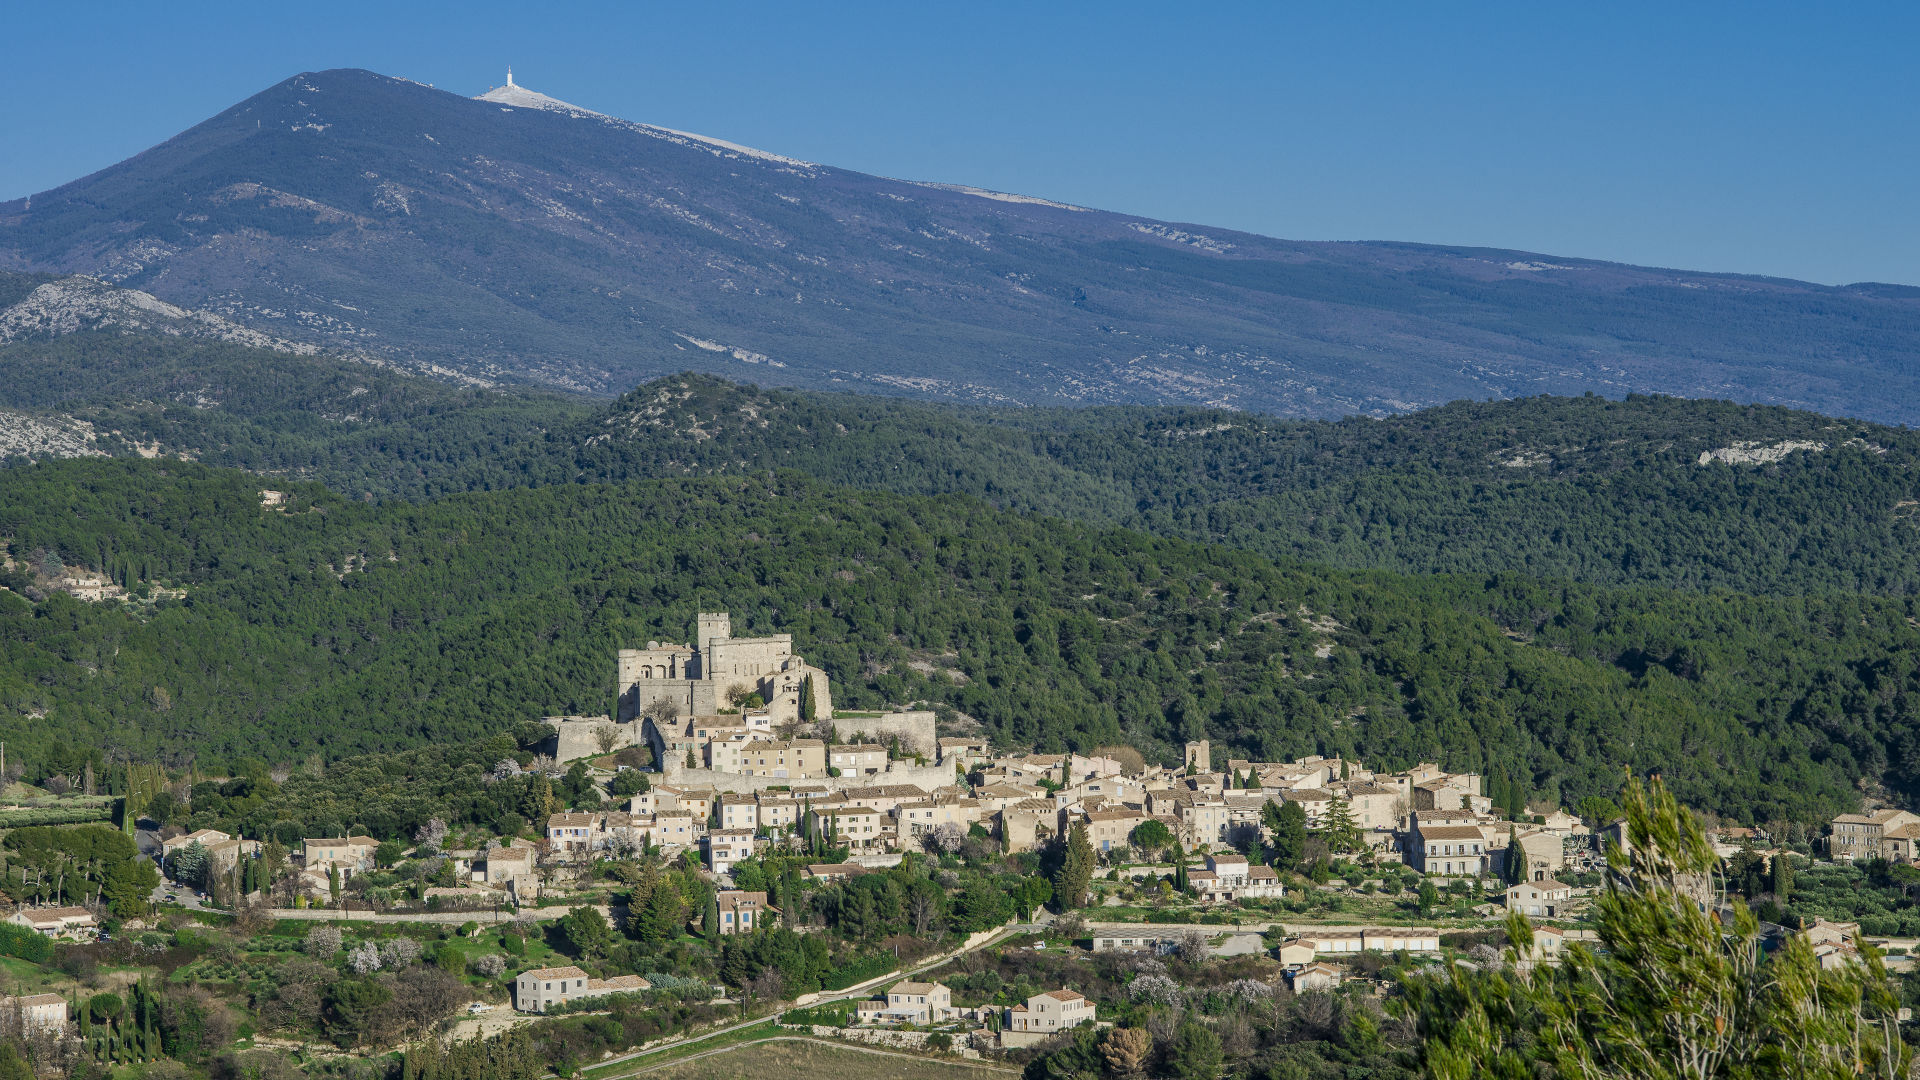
[617,611,832,726]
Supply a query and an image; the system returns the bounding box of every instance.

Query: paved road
[614,1035,1019,1077]
[586,923,1030,1079]
[266,905,601,926]
[149,880,215,912]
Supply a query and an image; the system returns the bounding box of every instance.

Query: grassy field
[645,1039,1011,1080]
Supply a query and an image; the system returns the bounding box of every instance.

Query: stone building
[623,612,832,730]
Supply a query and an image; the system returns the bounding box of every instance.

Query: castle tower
[696,612,731,678]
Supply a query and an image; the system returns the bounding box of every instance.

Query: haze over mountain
[4,68,1919,420]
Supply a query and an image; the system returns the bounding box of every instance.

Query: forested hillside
[6,352,1919,595]
[0,331,589,497]
[540,375,1920,596]
[3,457,1918,826]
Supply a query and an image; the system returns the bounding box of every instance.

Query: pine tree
[1770,850,1794,902]
[1504,825,1524,886]
[1408,778,1909,1080]
[1265,800,1309,869]
[1172,842,1190,894]
[702,895,719,938]
[800,675,815,723]
[1319,797,1362,854]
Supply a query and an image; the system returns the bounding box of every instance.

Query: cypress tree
[1055,822,1095,909]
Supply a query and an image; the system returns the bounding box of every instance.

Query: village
[0,612,1897,1069]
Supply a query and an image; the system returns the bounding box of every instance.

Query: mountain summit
[3,68,1918,419]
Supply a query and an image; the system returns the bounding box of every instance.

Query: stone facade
[830,711,937,757]
[623,612,833,732]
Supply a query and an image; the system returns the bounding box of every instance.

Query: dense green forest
[8,341,1916,596]
[542,375,1920,596]
[3,457,1919,825]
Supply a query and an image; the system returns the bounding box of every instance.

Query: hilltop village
[0,612,1893,1077]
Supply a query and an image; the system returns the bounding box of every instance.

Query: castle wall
[545,716,637,764]
[831,711,937,757]
[658,757,956,795]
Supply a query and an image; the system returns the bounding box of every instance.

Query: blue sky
[4,2,1914,285]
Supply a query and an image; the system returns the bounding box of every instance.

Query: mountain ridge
[4,68,1920,420]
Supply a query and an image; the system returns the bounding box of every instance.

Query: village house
[1333,782,1404,831]
[1831,809,1920,863]
[545,813,600,855]
[739,739,828,779]
[715,890,774,934]
[1188,851,1285,902]
[1410,822,1491,876]
[1000,799,1058,853]
[1278,787,1334,825]
[514,966,654,1013]
[1274,939,1318,966]
[716,793,759,832]
[0,994,68,1035]
[1506,879,1574,918]
[475,839,538,890]
[855,980,954,1026]
[1092,930,1178,953]
[303,836,379,876]
[1003,989,1097,1047]
[974,782,1045,814]
[5,906,96,940]
[1077,809,1147,855]
[756,794,801,832]
[1287,963,1343,992]
[814,801,887,852]
[161,828,232,857]
[636,812,697,852]
[896,794,984,839]
[830,744,890,776]
[704,830,757,876]
[938,737,991,769]
[1500,829,1567,880]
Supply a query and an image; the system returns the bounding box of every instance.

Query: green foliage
[1408,778,1911,1080]
[1055,822,1095,911]
[1170,1020,1224,1080]
[6,824,153,913]
[558,905,613,959]
[5,450,1920,823]
[1264,800,1309,869]
[0,922,51,963]
[1131,818,1174,856]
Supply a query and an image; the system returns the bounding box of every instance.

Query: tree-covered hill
[0,330,590,498]
[7,353,1920,596]
[539,375,1920,596]
[2,456,1917,826]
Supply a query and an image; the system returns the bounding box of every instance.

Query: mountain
[5,69,1920,421]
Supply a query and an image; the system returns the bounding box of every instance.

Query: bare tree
[1175,928,1212,965]
[594,723,621,756]
[908,888,939,936]
[923,822,966,855]
[641,698,682,726]
[414,818,449,847]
